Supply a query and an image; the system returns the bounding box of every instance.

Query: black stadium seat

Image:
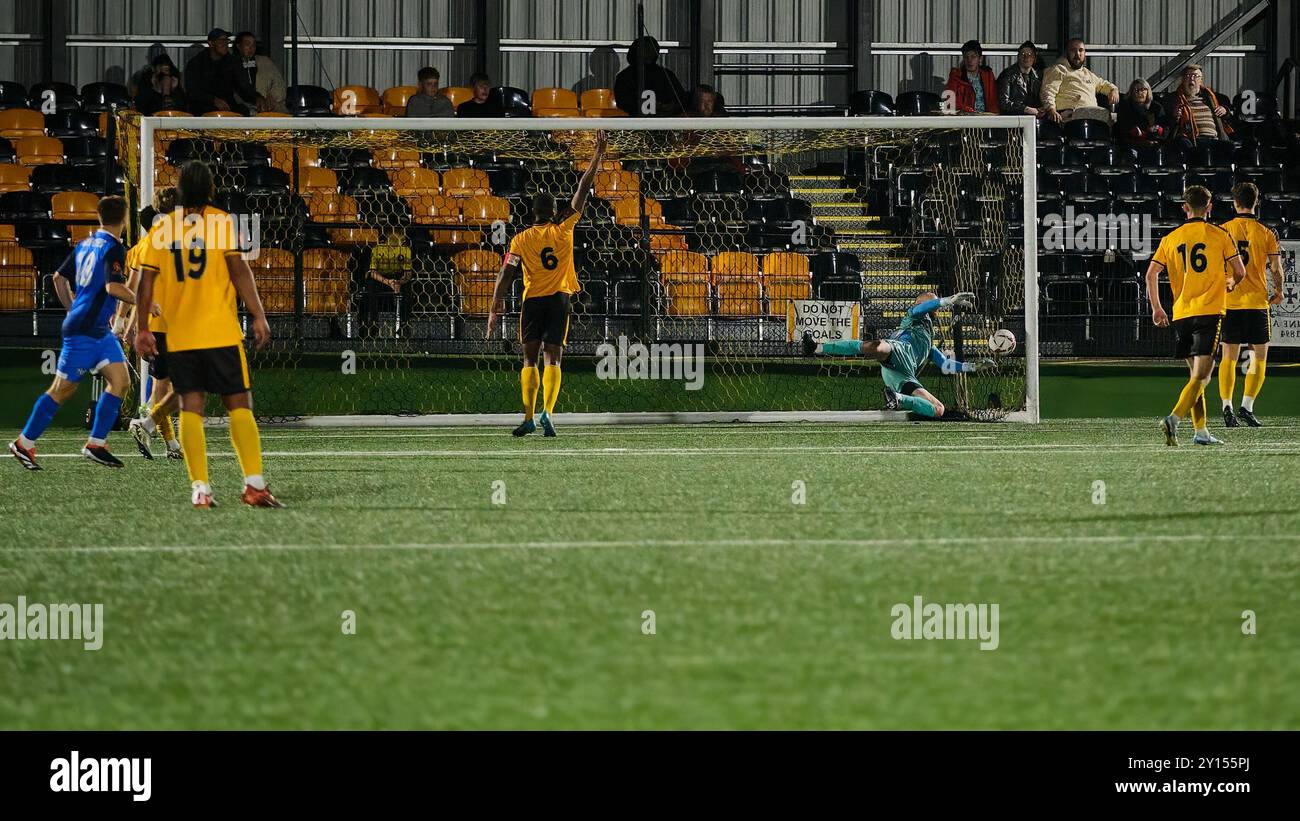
[29,164,86,195]
[243,165,290,194]
[338,166,392,194]
[810,251,862,301]
[1063,118,1109,143]
[487,86,531,117]
[849,89,894,116]
[0,136,16,164]
[895,91,941,116]
[0,190,52,221]
[44,110,98,138]
[79,82,131,113]
[61,136,109,167]
[287,85,333,116]
[0,81,28,110]
[27,81,80,112]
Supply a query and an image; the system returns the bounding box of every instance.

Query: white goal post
[136,115,1039,425]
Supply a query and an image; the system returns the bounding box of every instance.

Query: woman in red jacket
[944,40,1000,114]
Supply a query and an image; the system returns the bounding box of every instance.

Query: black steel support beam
[692,0,715,90]
[46,0,69,83]
[476,0,503,82]
[852,0,873,93]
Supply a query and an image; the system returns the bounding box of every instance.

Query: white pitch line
[12,531,1300,555]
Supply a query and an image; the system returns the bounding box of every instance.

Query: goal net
[121,113,1039,424]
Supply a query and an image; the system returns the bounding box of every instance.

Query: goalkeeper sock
[1242,360,1266,411]
[19,393,61,447]
[228,407,265,488]
[179,411,209,486]
[542,364,562,414]
[897,394,938,418]
[520,366,540,420]
[1218,359,1236,410]
[819,340,863,356]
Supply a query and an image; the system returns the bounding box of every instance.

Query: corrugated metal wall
[0,0,1278,105]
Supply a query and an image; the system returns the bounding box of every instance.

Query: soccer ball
[988,329,1016,355]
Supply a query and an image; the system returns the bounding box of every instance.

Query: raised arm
[910,291,974,318]
[570,130,607,214]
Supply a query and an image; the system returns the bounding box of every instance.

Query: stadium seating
[333,85,382,115]
[440,87,472,109]
[0,240,36,310]
[0,108,45,139]
[382,85,418,116]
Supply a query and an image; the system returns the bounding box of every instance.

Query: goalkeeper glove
[940,292,975,309]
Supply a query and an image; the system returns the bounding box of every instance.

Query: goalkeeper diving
[802,291,990,418]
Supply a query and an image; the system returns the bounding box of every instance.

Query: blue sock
[898,394,938,417]
[820,340,863,356]
[20,393,61,444]
[89,392,122,444]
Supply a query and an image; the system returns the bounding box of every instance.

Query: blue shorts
[57,334,125,383]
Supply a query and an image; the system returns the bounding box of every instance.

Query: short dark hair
[1018,40,1037,54]
[961,39,983,55]
[1065,37,1085,49]
[1232,181,1259,211]
[1184,185,1212,215]
[469,72,490,87]
[97,195,128,226]
[235,31,256,47]
[417,66,440,83]
[533,193,556,222]
[178,161,214,208]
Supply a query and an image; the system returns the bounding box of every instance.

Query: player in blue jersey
[802,291,988,418]
[8,196,135,470]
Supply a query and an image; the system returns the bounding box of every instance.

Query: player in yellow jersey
[118,187,184,460]
[135,161,282,508]
[486,130,606,437]
[1217,182,1283,428]
[1145,185,1247,446]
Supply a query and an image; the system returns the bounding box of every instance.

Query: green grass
[2,418,1299,729]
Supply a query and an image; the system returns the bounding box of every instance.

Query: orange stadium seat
[16,136,63,166]
[453,249,500,315]
[152,109,190,117]
[0,242,36,310]
[533,107,580,118]
[583,106,627,117]
[373,148,422,171]
[575,156,622,173]
[533,88,579,110]
[269,144,320,174]
[333,85,382,115]
[661,272,710,316]
[303,248,351,313]
[761,252,812,314]
[712,251,760,278]
[382,85,418,116]
[0,108,45,139]
[715,277,762,316]
[440,87,472,109]
[308,192,378,246]
[594,169,639,200]
[0,225,16,241]
[203,110,242,117]
[612,197,663,226]
[460,194,511,227]
[0,164,32,193]
[390,167,440,197]
[762,251,811,278]
[299,165,338,193]
[440,168,490,197]
[53,191,99,242]
[579,88,615,111]
[406,193,461,225]
[255,110,291,117]
[250,248,296,313]
[659,250,710,275]
[429,227,483,247]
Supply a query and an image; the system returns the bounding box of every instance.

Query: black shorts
[1221,309,1270,345]
[1173,314,1223,359]
[168,345,251,396]
[148,331,169,380]
[519,292,571,345]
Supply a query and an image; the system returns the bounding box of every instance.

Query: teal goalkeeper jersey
[888,309,935,374]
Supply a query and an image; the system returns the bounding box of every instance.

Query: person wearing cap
[997,41,1043,117]
[184,27,261,114]
[944,40,999,114]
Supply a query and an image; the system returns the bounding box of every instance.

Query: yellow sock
[1171,377,1203,419]
[228,407,264,483]
[1217,359,1236,409]
[1243,358,1267,408]
[151,403,174,441]
[520,366,540,420]
[179,411,208,485]
[542,364,562,414]
[1191,391,1207,431]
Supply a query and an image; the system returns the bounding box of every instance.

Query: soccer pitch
[3,419,1299,730]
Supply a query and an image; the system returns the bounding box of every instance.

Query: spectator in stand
[134,53,188,115]
[1170,64,1233,146]
[185,28,261,114]
[456,73,495,117]
[689,84,727,117]
[944,40,999,114]
[405,67,454,117]
[233,31,287,113]
[1115,79,1169,145]
[614,36,689,117]
[359,229,414,334]
[997,41,1043,117]
[1041,37,1118,125]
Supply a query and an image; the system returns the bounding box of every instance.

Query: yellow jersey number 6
[172,242,207,282]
